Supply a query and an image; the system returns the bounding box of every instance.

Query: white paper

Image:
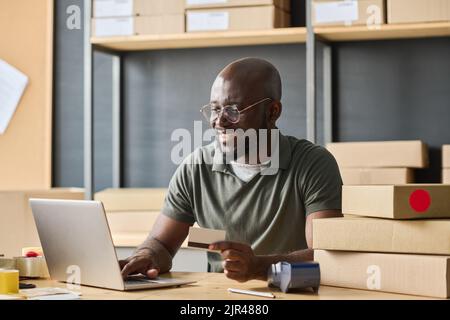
[20,287,81,300]
[94,0,133,18]
[94,17,134,37]
[187,12,229,32]
[186,0,227,6]
[314,0,359,24]
[0,59,28,135]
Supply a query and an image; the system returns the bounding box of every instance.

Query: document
[0,59,29,134]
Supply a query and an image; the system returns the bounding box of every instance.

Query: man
[120,57,343,282]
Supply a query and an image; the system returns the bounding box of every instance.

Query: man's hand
[209,241,266,283]
[119,249,160,280]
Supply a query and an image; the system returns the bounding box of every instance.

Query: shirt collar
[212,131,292,173]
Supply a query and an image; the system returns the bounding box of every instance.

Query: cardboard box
[326,140,428,168]
[312,0,386,27]
[94,188,167,212]
[107,211,198,248]
[443,169,450,184]
[342,184,450,219]
[314,250,450,298]
[443,145,450,168]
[92,15,185,37]
[185,0,290,11]
[93,0,185,17]
[387,0,450,24]
[107,211,159,248]
[340,168,413,185]
[106,211,161,233]
[186,6,290,32]
[313,217,450,255]
[0,189,85,258]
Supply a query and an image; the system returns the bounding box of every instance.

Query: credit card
[187,227,226,251]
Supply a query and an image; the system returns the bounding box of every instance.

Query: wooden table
[25,272,435,300]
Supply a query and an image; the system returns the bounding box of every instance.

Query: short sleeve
[161,155,196,225]
[300,147,343,216]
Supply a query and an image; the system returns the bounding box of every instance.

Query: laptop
[29,198,196,291]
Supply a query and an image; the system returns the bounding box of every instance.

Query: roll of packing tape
[15,257,50,279]
[0,269,19,294]
[0,258,16,270]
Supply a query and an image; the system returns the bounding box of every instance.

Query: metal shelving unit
[83,0,450,199]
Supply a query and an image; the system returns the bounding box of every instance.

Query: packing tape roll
[0,269,19,294]
[15,257,50,279]
[0,258,16,270]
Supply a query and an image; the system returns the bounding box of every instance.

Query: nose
[213,110,231,128]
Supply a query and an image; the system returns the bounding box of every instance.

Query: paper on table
[0,59,28,134]
[20,287,81,300]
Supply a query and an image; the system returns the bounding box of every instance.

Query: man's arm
[210,210,342,282]
[120,214,192,279]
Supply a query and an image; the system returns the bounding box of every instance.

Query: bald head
[211,57,282,104]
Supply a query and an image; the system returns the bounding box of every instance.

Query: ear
[267,101,282,126]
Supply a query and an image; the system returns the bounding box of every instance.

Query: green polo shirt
[161,133,342,272]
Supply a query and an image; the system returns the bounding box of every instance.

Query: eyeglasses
[200,97,272,124]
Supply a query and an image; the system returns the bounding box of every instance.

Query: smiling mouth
[216,128,236,135]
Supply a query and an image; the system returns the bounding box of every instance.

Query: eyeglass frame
[200,97,273,124]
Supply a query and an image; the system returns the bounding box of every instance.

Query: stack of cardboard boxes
[326,140,427,185]
[0,189,85,258]
[311,0,449,28]
[92,0,185,37]
[313,184,450,298]
[443,145,450,184]
[94,188,168,247]
[185,0,291,32]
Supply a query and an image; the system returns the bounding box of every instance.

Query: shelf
[315,22,450,42]
[91,23,450,51]
[91,27,307,51]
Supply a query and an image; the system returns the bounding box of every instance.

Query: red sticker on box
[409,189,431,213]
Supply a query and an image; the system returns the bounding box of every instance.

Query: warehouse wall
[333,38,450,182]
[53,0,450,191]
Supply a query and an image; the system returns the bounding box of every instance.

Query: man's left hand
[209,241,266,282]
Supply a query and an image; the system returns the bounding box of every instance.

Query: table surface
[25,272,437,300]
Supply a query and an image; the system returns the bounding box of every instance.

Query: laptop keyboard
[125,276,179,285]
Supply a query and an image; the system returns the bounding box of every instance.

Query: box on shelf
[0,189,85,258]
[443,169,450,184]
[312,0,386,27]
[314,250,450,299]
[185,0,290,11]
[94,188,167,212]
[186,6,290,32]
[326,140,428,168]
[387,0,450,24]
[340,168,413,185]
[93,0,185,17]
[342,184,450,219]
[92,15,185,37]
[313,217,450,255]
[443,145,450,168]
